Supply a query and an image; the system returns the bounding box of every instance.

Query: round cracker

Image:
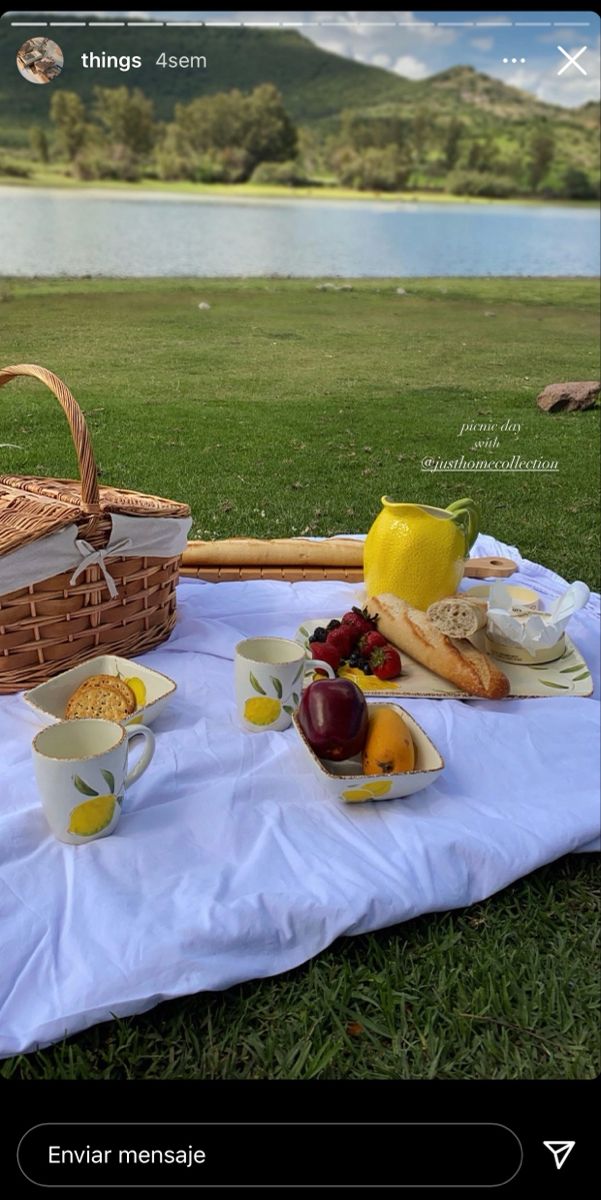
[65,678,135,720]
[77,674,137,709]
[65,687,130,721]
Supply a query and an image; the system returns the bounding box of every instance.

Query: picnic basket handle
[0,363,101,514]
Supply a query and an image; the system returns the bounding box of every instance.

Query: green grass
[0,276,599,1079]
[1,163,595,205]
[0,167,539,203]
[1,277,599,586]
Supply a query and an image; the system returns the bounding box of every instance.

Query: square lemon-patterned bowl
[23,654,176,728]
[292,702,444,803]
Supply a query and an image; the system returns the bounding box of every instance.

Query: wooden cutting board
[180,539,518,582]
[463,556,516,579]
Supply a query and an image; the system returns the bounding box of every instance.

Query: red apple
[298,678,368,761]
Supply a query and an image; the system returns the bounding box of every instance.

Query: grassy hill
[413,64,564,121]
[0,22,598,195]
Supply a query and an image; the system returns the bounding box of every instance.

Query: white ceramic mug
[32,718,155,844]
[235,636,335,732]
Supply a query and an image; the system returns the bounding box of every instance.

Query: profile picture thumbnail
[16,37,64,85]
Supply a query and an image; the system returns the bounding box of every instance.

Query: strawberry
[327,624,355,658]
[309,639,341,672]
[369,644,402,680]
[340,606,377,644]
[358,630,387,657]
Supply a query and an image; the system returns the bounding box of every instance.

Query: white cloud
[380,11,458,45]
[537,25,598,46]
[391,53,429,80]
[501,66,547,94]
[471,37,493,52]
[372,52,392,68]
[315,35,349,58]
[537,72,600,107]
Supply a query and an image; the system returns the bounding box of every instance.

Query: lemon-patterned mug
[235,636,335,732]
[32,718,155,844]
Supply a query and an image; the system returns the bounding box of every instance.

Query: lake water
[0,186,598,277]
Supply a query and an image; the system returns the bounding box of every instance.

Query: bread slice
[367,593,510,700]
[426,597,487,639]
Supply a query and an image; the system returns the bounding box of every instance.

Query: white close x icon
[557,45,588,76]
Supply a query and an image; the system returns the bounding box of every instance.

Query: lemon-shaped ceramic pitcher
[363,497,479,611]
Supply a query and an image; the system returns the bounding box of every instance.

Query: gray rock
[537,381,600,413]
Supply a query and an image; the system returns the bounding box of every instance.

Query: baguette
[367,593,510,700]
[426,597,487,639]
[182,537,363,568]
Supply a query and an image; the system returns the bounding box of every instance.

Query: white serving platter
[295,619,593,699]
[23,654,176,727]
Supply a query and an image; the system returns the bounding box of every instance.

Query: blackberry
[327,619,341,631]
[348,653,359,667]
[363,664,373,675]
[312,627,328,642]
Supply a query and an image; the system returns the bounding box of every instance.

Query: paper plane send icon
[543,1141,575,1170]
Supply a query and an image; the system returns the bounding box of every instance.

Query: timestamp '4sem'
[156,53,207,70]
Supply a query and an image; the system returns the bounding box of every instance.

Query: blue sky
[5,10,600,105]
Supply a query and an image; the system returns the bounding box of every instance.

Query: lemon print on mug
[69,794,116,836]
[244,696,282,726]
[243,668,299,728]
[67,770,122,836]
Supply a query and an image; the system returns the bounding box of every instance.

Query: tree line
[25,83,599,200]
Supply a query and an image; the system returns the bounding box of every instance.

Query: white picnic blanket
[0,534,598,1057]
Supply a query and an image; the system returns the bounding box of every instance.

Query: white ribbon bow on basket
[1,513,192,600]
[69,537,132,599]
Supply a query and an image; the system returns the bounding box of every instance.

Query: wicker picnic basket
[0,364,191,693]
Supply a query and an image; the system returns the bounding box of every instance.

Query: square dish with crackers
[23,655,176,727]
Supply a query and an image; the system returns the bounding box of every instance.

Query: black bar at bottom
[18,1122,522,1188]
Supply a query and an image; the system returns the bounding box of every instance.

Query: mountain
[412,65,559,119]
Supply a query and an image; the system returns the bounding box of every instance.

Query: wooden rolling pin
[180,538,516,582]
